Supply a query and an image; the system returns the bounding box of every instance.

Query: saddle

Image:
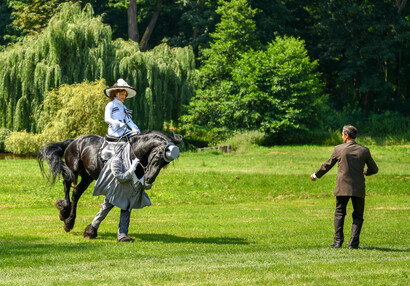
[98,135,127,163]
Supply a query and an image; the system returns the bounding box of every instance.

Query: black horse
[38,130,182,232]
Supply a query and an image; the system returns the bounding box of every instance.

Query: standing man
[310,125,378,249]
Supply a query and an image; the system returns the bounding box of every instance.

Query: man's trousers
[91,199,131,240]
[334,196,365,248]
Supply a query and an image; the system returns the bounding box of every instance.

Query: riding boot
[348,219,363,248]
[333,213,345,246]
[349,196,365,248]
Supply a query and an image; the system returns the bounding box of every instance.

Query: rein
[112,126,178,186]
[121,128,149,177]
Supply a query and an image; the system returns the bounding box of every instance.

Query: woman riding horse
[38,131,182,235]
[86,78,146,242]
[38,79,182,237]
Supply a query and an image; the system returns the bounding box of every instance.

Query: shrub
[322,129,343,146]
[5,80,110,155]
[0,128,12,152]
[38,79,108,143]
[5,131,46,155]
[323,108,409,137]
[180,125,213,149]
[222,130,265,152]
[366,111,410,135]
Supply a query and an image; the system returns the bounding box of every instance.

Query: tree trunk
[396,0,408,14]
[192,0,201,40]
[395,1,406,102]
[139,0,163,52]
[127,0,139,42]
[361,92,371,115]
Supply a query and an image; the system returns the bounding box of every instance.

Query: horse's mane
[131,130,182,145]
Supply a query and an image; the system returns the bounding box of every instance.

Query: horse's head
[130,131,183,185]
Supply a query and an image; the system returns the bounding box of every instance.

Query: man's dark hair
[343,125,358,139]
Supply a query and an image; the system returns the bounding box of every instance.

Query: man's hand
[310,174,316,181]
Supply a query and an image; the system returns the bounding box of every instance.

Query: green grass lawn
[0,144,409,285]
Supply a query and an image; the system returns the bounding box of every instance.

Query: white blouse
[105,98,140,137]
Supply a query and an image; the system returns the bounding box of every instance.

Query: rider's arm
[124,109,140,133]
[111,156,139,183]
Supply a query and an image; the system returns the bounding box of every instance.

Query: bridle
[109,121,180,188]
[122,130,179,180]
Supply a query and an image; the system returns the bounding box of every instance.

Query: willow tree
[0,2,112,132]
[111,41,196,130]
[0,2,196,137]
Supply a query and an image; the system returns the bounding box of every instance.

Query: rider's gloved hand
[132,127,140,134]
[130,158,140,172]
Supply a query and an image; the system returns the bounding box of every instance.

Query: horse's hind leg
[63,175,93,232]
[55,179,73,221]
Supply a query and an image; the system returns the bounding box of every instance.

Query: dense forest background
[0,0,409,152]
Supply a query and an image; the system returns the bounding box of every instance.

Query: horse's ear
[172,132,183,145]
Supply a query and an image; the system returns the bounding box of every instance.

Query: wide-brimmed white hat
[104,78,137,99]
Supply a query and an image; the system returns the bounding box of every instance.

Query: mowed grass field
[0,144,409,285]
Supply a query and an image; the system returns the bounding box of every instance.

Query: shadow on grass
[96,232,251,245]
[0,238,98,258]
[362,246,410,252]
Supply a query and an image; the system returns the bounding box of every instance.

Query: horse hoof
[55,199,66,210]
[84,224,98,239]
[63,218,75,232]
[55,199,70,221]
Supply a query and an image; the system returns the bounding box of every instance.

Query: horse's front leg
[64,176,94,232]
[55,179,72,222]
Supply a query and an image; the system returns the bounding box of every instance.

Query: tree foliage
[182,0,325,141]
[161,0,219,54]
[180,0,259,137]
[311,0,410,114]
[0,2,112,132]
[231,36,325,138]
[9,0,65,35]
[183,35,325,141]
[1,0,409,148]
[0,0,18,46]
[198,0,259,85]
[112,40,196,130]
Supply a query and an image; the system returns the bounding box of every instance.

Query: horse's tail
[37,139,75,184]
